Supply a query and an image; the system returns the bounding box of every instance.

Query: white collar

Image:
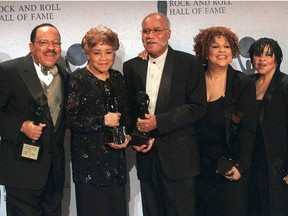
[34,62,54,86]
[149,48,168,65]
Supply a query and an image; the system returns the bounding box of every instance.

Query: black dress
[196,68,258,216]
[66,67,128,216]
[196,96,248,216]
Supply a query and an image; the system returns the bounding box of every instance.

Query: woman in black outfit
[66,26,130,216]
[247,38,288,216]
[193,26,257,216]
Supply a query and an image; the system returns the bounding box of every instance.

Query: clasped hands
[133,114,156,153]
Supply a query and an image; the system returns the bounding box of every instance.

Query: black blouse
[66,67,128,186]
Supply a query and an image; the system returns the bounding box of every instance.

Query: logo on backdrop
[237,36,256,75]
[65,44,87,73]
[157,1,167,15]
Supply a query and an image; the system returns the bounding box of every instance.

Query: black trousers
[140,152,196,216]
[5,166,63,216]
[75,180,127,216]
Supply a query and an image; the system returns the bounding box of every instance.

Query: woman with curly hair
[193,26,257,216]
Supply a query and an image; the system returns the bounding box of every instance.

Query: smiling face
[141,13,171,58]
[86,44,115,74]
[207,36,232,69]
[29,26,61,68]
[253,45,277,76]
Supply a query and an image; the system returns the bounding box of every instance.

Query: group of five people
[0,11,287,216]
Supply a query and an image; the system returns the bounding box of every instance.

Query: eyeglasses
[35,39,62,47]
[141,28,169,36]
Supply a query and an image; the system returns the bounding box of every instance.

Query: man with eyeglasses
[0,23,69,215]
[123,12,206,216]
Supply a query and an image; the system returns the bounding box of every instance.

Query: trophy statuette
[21,92,47,160]
[103,78,127,144]
[131,91,151,146]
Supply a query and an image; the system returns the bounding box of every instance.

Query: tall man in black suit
[123,12,206,216]
[0,23,68,215]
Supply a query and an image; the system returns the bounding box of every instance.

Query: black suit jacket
[0,54,68,190]
[123,46,206,181]
[250,70,288,215]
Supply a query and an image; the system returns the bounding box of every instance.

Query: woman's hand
[283,175,288,184]
[224,166,241,181]
[108,135,131,150]
[104,112,121,127]
[138,50,148,60]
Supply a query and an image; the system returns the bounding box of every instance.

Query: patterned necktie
[31,54,58,76]
[41,65,58,76]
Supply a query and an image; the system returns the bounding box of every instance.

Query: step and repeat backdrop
[1,1,288,215]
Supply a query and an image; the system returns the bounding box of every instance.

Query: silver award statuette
[21,92,47,160]
[131,91,151,146]
[103,78,127,144]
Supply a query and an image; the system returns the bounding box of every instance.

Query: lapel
[154,47,173,114]
[18,54,67,132]
[18,54,53,126]
[18,54,44,100]
[224,66,238,107]
[139,59,148,90]
[252,69,283,125]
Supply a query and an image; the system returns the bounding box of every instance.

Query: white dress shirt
[146,49,168,114]
[34,62,54,86]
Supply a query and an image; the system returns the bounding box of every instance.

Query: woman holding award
[193,26,257,216]
[66,25,130,216]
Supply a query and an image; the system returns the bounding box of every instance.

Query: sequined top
[66,67,128,186]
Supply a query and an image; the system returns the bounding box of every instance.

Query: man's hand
[20,121,46,141]
[132,138,155,153]
[137,114,157,133]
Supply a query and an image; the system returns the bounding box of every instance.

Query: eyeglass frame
[34,39,62,48]
[140,28,170,36]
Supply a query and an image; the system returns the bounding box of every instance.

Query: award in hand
[131,91,151,146]
[217,110,243,175]
[21,92,47,160]
[104,79,127,144]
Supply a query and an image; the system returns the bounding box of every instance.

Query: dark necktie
[41,65,58,75]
